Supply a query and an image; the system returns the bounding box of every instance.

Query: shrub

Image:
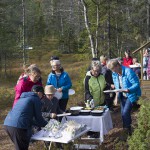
[128,97,150,150]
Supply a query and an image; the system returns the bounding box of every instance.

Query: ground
[0,106,139,150]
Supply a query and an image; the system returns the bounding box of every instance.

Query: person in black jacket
[100,55,115,111]
[41,85,64,121]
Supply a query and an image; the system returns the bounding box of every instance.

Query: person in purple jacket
[4,85,47,150]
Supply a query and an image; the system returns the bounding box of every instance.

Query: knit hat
[45,85,56,94]
[31,85,44,94]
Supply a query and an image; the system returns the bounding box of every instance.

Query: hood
[20,92,38,98]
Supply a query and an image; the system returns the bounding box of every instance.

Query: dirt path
[0,106,138,150]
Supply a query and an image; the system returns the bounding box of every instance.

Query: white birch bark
[80,0,96,58]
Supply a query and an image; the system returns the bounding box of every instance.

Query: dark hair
[91,57,99,61]
[50,56,59,61]
[32,85,44,94]
[125,50,130,54]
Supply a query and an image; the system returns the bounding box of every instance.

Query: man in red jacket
[122,50,133,67]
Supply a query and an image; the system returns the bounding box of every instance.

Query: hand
[111,84,115,89]
[114,93,118,106]
[123,89,129,93]
[50,113,57,119]
[57,88,62,92]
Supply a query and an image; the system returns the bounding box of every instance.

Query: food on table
[42,119,86,139]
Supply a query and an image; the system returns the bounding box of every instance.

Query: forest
[0,0,150,74]
[0,0,150,150]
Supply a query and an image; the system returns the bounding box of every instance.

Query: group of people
[84,51,141,136]
[4,56,72,150]
[3,51,143,149]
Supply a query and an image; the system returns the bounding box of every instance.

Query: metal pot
[70,106,83,115]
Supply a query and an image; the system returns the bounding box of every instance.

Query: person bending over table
[107,59,141,135]
[3,85,47,150]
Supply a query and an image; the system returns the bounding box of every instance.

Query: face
[46,94,54,100]
[52,63,61,71]
[111,65,121,74]
[37,92,44,99]
[91,66,101,77]
[30,72,41,83]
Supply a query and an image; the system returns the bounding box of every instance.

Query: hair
[107,59,120,70]
[91,60,101,72]
[27,66,41,75]
[100,55,108,63]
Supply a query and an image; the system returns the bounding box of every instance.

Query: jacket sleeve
[13,79,26,106]
[126,69,140,93]
[84,76,93,101]
[61,73,72,91]
[46,74,52,85]
[33,98,47,127]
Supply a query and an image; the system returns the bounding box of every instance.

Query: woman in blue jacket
[107,59,141,135]
[46,59,72,111]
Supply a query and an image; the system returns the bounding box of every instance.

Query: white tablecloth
[62,109,113,143]
[31,127,91,144]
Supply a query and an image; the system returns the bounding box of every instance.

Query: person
[41,85,64,121]
[13,66,42,107]
[100,55,115,111]
[84,61,106,107]
[143,48,149,80]
[122,50,133,67]
[132,57,141,78]
[107,59,141,135]
[3,85,47,150]
[46,59,72,111]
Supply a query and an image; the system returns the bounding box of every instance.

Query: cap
[45,85,56,94]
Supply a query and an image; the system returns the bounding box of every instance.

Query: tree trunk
[80,0,96,58]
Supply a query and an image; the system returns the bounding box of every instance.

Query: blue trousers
[120,97,133,128]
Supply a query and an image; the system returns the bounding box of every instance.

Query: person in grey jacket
[3,85,47,150]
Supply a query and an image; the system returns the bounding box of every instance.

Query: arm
[126,69,140,93]
[33,98,47,127]
[84,76,93,101]
[61,73,72,91]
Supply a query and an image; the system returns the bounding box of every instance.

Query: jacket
[46,71,72,99]
[84,71,106,106]
[122,56,133,67]
[13,76,42,107]
[41,96,63,121]
[112,66,141,103]
[4,92,47,129]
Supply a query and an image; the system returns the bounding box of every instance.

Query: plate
[54,91,62,100]
[103,89,126,93]
[57,113,71,117]
[68,89,75,95]
[70,106,83,110]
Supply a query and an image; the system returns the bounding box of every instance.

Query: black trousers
[59,98,68,112]
[4,126,30,150]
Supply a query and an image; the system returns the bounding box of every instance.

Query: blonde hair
[107,59,120,70]
[27,66,41,75]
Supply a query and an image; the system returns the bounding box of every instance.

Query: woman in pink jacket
[13,66,42,107]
